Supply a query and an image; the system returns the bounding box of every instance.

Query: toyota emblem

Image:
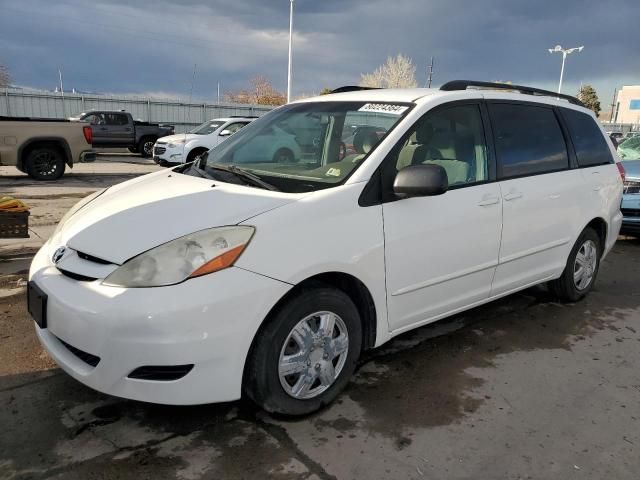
[52,247,66,264]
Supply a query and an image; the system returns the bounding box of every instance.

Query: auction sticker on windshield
[358,103,409,115]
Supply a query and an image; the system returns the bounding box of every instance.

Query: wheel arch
[18,137,72,170]
[242,271,378,386]
[583,217,608,252]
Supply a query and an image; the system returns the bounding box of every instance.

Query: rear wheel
[138,137,156,158]
[244,287,362,415]
[25,146,66,181]
[548,227,601,302]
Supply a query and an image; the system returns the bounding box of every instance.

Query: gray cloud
[0,0,637,103]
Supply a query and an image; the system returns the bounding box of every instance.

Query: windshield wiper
[207,164,279,191]
[190,163,216,180]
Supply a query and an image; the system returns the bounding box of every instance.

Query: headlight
[103,226,255,288]
[54,188,107,236]
[167,139,188,148]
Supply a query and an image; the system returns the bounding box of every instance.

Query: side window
[561,108,614,167]
[105,113,128,126]
[224,122,247,135]
[489,103,569,178]
[393,104,489,187]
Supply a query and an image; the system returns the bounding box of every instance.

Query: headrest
[415,122,435,144]
[353,130,380,154]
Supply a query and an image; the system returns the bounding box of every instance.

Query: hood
[622,160,640,181]
[156,133,200,144]
[59,171,297,264]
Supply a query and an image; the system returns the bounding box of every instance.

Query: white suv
[29,81,623,415]
[152,117,256,166]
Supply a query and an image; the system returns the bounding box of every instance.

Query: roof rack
[330,86,380,94]
[440,80,584,107]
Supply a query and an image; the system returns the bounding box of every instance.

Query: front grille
[57,268,97,282]
[621,208,640,218]
[58,338,101,367]
[154,147,166,155]
[624,180,640,195]
[77,251,112,265]
[127,365,194,381]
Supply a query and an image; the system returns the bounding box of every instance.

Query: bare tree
[359,54,418,88]
[0,63,10,88]
[225,76,286,106]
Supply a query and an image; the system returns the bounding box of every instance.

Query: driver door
[382,102,503,332]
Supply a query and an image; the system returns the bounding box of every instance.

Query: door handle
[477,195,500,206]
[503,191,523,201]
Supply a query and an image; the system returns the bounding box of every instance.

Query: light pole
[548,44,584,94]
[287,0,294,103]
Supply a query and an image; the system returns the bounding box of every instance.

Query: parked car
[618,136,640,160]
[29,81,623,415]
[0,116,95,180]
[152,117,256,167]
[620,158,640,236]
[70,111,174,157]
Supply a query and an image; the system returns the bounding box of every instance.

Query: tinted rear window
[490,103,569,178]
[561,108,614,167]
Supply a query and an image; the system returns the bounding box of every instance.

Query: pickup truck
[0,116,95,180]
[70,111,174,158]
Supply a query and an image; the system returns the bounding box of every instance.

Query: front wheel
[244,287,362,415]
[548,227,601,302]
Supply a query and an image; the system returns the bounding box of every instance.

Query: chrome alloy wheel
[574,239,598,290]
[278,311,349,399]
[143,141,155,156]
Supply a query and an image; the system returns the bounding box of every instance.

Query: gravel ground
[1,156,639,479]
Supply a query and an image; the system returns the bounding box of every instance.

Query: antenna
[427,57,434,88]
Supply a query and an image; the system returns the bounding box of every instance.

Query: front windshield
[195,101,411,193]
[190,120,225,135]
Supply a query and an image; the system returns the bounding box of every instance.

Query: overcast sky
[0,0,638,105]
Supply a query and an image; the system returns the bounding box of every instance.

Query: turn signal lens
[617,162,626,183]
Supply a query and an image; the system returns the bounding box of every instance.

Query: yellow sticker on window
[326,168,341,177]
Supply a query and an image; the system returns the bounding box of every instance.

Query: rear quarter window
[489,103,569,179]
[561,108,614,167]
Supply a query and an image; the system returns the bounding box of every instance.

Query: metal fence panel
[1,88,273,133]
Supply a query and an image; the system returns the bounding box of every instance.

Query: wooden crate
[0,211,30,238]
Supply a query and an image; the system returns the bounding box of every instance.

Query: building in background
[613,85,640,124]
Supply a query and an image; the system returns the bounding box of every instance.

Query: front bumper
[29,241,290,405]
[153,145,184,167]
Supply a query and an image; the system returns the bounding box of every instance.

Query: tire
[25,146,66,181]
[244,287,362,415]
[187,148,208,164]
[548,227,601,302]
[138,137,156,158]
[127,146,139,154]
[272,148,294,163]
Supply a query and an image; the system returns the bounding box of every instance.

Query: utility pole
[427,56,434,88]
[609,88,617,123]
[287,0,294,103]
[217,82,220,105]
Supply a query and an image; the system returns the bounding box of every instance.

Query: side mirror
[219,129,232,137]
[393,164,448,198]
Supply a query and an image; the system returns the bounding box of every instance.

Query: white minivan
[29,81,624,415]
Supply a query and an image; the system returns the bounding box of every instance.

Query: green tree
[319,87,333,95]
[577,85,601,117]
